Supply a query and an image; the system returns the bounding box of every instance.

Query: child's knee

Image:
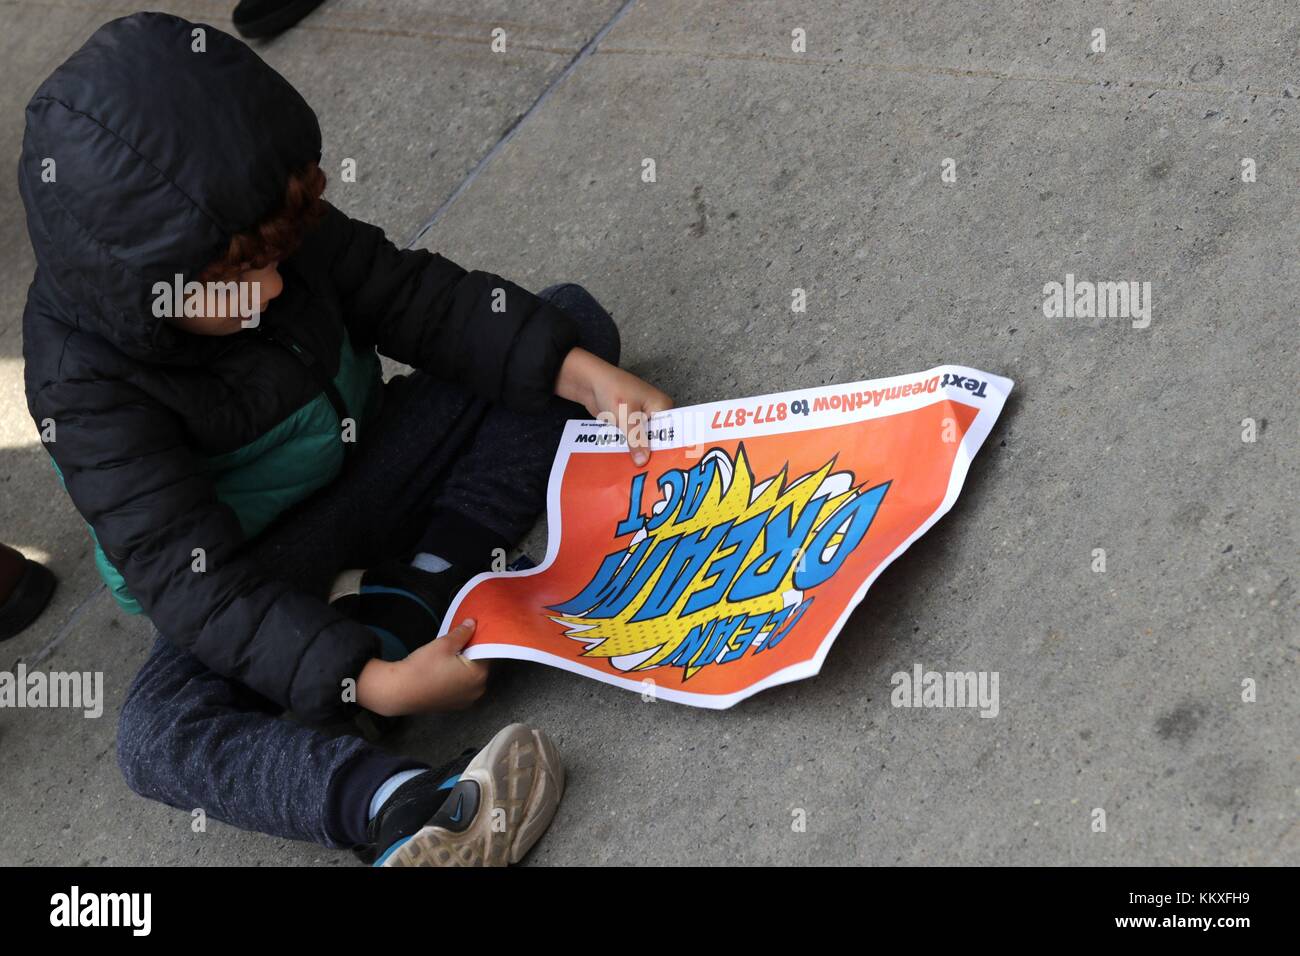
[540,283,621,367]
[115,690,154,796]
[116,638,192,795]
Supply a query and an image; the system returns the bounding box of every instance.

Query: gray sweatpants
[115,284,619,849]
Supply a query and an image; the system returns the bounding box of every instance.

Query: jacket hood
[18,12,321,358]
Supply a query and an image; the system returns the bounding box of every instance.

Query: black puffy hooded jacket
[19,13,578,721]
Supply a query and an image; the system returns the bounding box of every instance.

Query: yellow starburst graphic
[549,444,868,679]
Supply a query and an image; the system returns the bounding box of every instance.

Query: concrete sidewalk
[0,0,1295,865]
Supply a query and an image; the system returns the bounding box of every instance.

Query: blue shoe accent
[427,778,480,833]
[372,835,412,867]
[366,624,409,663]
[358,750,480,864]
[361,584,439,621]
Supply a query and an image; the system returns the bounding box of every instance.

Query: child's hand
[555,347,673,466]
[355,619,489,716]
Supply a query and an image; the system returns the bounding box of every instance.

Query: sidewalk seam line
[20,584,106,669]
[403,0,639,249]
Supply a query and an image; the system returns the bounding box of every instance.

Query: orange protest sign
[446,365,1012,707]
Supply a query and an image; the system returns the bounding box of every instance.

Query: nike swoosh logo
[449,793,464,823]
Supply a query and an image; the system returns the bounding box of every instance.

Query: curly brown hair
[199,162,327,281]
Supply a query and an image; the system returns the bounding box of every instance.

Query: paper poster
[445,365,1013,708]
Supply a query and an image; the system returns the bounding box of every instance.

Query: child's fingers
[625,407,650,465]
[644,390,674,415]
[459,656,490,680]
[439,617,477,654]
[633,394,673,466]
[627,398,671,466]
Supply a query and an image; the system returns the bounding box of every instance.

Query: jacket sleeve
[314,203,579,412]
[35,377,377,722]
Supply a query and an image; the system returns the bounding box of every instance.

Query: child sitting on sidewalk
[19,12,671,866]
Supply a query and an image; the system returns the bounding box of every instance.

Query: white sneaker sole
[382,723,565,867]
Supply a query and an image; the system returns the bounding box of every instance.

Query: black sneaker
[330,556,533,659]
[360,724,565,867]
[232,0,327,40]
[0,545,57,642]
[329,559,468,740]
[329,559,467,662]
